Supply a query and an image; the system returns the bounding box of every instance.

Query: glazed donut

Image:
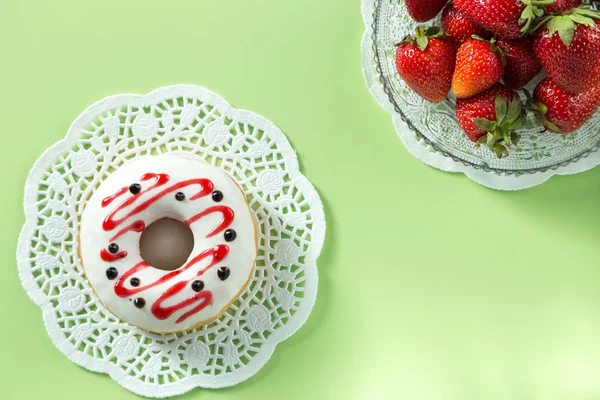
[79,153,258,333]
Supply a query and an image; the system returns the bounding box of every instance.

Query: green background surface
[2,1,600,399]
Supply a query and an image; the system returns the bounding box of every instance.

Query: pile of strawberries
[396,0,600,158]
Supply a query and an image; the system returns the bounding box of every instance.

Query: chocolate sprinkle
[106,267,118,280]
[133,298,146,308]
[212,190,224,202]
[218,267,230,281]
[130,277,140,287]
[175,192,186,201]
[108,243,119,254]
[191,280,204,292]
[129,183,142,194]
[224,229,237,242]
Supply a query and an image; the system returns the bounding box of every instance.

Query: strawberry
[456,83,525,158]
[454,0,554,39]
[405,0,449,22]
[442,4,492,45]
[452,38,505,98]
[546,0,581,13]
[533,6,600,94]
[528,77,600,133]
[497,38,542,89]
[395,26,456,103]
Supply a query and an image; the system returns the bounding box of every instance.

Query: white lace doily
[361,0,600,190]
[17,85,325,397]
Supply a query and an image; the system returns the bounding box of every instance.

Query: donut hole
[139,218,194,271]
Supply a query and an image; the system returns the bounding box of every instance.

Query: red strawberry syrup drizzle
[98,173,235,323]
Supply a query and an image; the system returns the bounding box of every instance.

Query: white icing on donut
[79,153,257,333]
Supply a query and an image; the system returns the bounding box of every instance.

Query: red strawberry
[405,0,449,22]
[442,4,492,45]
[546,0,581,13]
[395,27,456,103]
[497,38,542,89]
[452,38,505,98]
[533,7,600,94]
[456,83,525,158]
[528,77,600,133]
[454,0,553,39]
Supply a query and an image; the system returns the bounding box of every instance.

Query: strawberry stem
[532,5,600,46]
[519,0,556,35]
[396,26,447,51]
[472,95,525,159]
[523,90,560,132]
[472,37,509,65]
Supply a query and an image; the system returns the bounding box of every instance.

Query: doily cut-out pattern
[362,0,600,190]
[17,85,325,397]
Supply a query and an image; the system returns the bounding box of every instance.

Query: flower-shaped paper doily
[361,0,600,190]
[17,85,325,397]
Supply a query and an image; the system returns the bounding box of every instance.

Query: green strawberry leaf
[492,143,509,159]
[487,132,496,148]
[570,14,595,27]
[534,7,545,18]
[532,15,553,32]
[527,98,561,132]
[416,36,428,51]
[542,7,600,46]
[574,8,600,20]
[512,115,526,131]
[424,26,442,37]
[507,98,526,129]
[507,100,521,120]
[400,25,449,51]
[511,132,521,146]
[547,15,576,46]
[495,96,508,118]
[534,113,547,128]
[544,120,560,132]
[519,0,555,34]
[473,118,497,132]
[476,93,526,158]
